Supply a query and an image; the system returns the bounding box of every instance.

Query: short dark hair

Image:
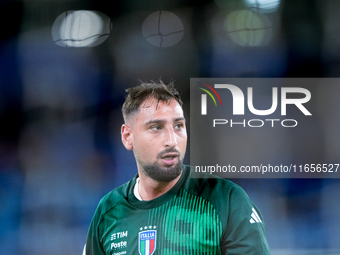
[122,80,183,122]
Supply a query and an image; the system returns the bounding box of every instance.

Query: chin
[143,161,183,182]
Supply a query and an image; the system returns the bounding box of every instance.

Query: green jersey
[84,165,270,255]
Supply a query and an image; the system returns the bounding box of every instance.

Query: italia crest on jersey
[138,227,156,255]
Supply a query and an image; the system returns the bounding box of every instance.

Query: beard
[139,148,184,182]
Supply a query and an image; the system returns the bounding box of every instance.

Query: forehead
[136,97,184,123]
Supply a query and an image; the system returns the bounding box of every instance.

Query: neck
[137,171,182,201]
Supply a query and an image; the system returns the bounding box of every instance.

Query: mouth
[160,153,179,166]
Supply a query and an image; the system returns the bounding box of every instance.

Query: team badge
[138,226,157,255]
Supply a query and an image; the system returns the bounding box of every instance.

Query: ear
[121,124,133,150]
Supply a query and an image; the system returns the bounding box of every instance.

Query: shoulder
[92,177,136,224]
[183,166,255,218]
[184,165,247,200]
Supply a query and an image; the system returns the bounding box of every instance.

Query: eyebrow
[143,117,186,126]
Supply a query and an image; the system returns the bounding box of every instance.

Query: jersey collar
[127,165,190,209]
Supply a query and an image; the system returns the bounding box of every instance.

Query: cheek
[133,136,157,158]
[134,134,154,146]
[178,134,187,150]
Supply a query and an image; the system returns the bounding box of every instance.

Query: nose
[164,127,177,148]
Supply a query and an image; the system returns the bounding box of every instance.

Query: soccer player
[84,80,270,255]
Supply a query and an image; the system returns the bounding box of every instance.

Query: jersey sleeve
[84,207,106,255]
[220,184,270,255]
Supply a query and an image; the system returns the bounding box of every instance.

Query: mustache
[157,148,180,159]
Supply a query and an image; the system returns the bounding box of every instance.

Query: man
[84,80,270,254]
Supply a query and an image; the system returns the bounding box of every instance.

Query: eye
[150,125,162,131]
[174,123,184,129]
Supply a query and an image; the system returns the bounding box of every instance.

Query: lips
[160,152,179,166]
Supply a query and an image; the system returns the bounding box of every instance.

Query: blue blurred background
[1,0,340,254]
